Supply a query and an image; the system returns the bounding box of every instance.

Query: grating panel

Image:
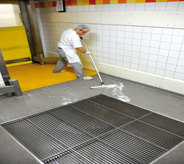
[121,120,184,150]
[99,129,166,164]
[2,94,184,164]
[44,139,142,164]
[28,112,92,148]
[140,113,184,138]
[89,94,150,118]
[71,99,134,127]
[44,150,93,164]
[74,139,142,164]
[2,120,68,160]
[49,106,114,137]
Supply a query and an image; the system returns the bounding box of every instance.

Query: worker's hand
[85,51,91,55]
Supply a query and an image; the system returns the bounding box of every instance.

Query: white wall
[36,2,184,95]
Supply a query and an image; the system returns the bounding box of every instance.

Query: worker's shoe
[82,76,93,80]
[60,69,66,72]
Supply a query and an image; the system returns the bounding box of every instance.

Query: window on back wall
[56,0,66,12]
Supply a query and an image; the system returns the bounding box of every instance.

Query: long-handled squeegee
[80,37,116,89]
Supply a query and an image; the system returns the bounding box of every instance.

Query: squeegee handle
[80,37,104,85]
[88,55,104,85]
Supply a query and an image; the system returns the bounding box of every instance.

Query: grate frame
[1,94,184,164]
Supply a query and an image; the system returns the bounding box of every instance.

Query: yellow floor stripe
[7,63,97,92]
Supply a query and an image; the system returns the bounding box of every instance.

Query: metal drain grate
[89,94,150,118]
[121,120,184,150]
[99,129,166,164]
[28,112,92,148]
[1,94,184,164]
[44,139,142,164]
[140,113,184,138]
[3,119,68,159]
[48,106,114,137]
[71,99,134,127]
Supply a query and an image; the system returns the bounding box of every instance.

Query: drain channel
[2,94,184,164]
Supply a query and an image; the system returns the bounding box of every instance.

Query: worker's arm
[76,47,91,54]
[76,47,86,53]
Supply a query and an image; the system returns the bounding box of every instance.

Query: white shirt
[58,28,82,64]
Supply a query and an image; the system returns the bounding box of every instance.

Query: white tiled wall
[39,22,184,81]
[36,2,184,82]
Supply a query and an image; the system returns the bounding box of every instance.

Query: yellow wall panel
[2,48,31,60]
[77,0,83,5]
[136,0,145,3]
[0,26,32,67]
[96,0,103,4]
[44,2,49,7]
[126,0,136,3]
[110,0,118,4]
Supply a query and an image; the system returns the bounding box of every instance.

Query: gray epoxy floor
[0,73,184,164]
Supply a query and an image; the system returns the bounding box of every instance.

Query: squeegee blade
[90,84,116,89]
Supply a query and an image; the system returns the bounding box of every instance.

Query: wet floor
[0,73,184,164]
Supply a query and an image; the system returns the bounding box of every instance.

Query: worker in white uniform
[53,24,93,80]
